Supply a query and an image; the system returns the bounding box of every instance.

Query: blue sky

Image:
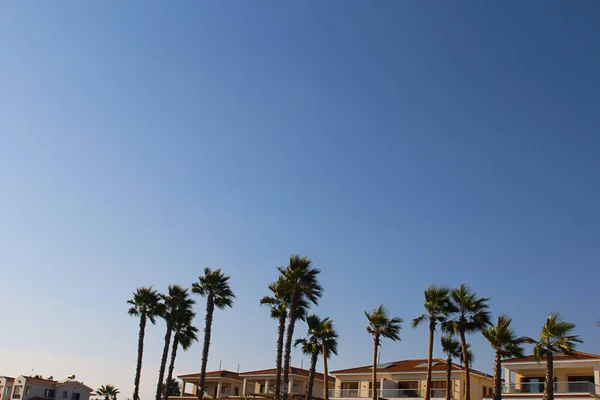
[1,1,600,399]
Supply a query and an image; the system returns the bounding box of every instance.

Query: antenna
[301,359,304,369]
[378,352,381,365]
[219,361,222,370]
[237,364,240,374]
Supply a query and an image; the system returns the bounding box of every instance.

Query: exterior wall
[0,378,14,400]
[16,377,57,400]
[56,382,92,400]
[332,371,492,400]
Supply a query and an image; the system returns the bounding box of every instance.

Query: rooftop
[331,358,493,379]
[504,351,600,364]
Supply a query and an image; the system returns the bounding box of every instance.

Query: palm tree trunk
[282,294,299,400]
[306,349,319,400]
[445,358,452,400]
[372,334,379,400]
[425,319,435,400]
[167,334,181,395]
[133,314,147,400]
[157,324,173,400]
[198,296,215,400]
[322,343,330,400]
[544,353,554,400]
[459,330,470,400]
[493,351,501,400]
[274,310,287,400]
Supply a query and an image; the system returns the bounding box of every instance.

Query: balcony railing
[329,388,452,399]
[502,382,599,395]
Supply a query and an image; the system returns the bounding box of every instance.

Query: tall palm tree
[260,275,310,400]
[167,309,199,392]
[156,285,195,400]
[128,287,164,400]
[365,305,402,400]
[482,315,530,400]
[278,255,323,400]
[412,285,456,400]
[97,385,120,400]
[192,267,235,400]
[443,284,491,400]
[441,336,473,400]
[315,317,338,400]
[294,315,322,400]
[533,313,582,400]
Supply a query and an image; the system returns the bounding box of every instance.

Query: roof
[178,370,243,381]
[503,351,600,364]
[240,367,334,382]
[57,381,94,392]
[0,376,15,381]
[22,376,58,384]
[331,359,493,379]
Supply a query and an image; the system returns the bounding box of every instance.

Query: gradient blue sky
[1,1,600,399]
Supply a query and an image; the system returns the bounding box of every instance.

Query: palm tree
[164,378,181,398]
[412,285,456,400]
[166,308,199,392]
[482,315,530,400]
[192,267,235,400]
[365,305,402,400]
[97,385,119,400]
[278,255,323,400]
[443,284,491,400]
[315,317,338,400]
[128,286,164,400]
[294,315,322,400]
[533,313,582,400]
[441,335,473,400]
[156,285,195,400]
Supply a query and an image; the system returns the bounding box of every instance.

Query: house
[177,371,247,399]
[174,367,335,400]
[0,377,15,400]
[239,367,335,398]
[492,351,600,399]
[329,359,495,400]
[6,376,92,400]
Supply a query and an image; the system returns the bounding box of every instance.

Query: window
[398,381,419,397]
[292,386,298,393]
[268,385,275,393]
[45,389,56,398]
[62,392,68,399]
[340,383,359,398]
[24,387,31,396]
[72,393,80,400]
[430,382,446,398]
[221,387,227,395]
[521,378,545,394]
[234,388,239,396]
[13,386,23,399]
[568,376,595,393]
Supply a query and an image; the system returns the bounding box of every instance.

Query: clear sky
[1,1,600,399]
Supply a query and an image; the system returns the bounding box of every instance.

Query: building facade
[492,351,600,400]
[3,376,92,400]
[330,359,494,400]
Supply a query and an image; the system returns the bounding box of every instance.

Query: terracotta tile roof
[331,359,493,379]
[178,370,243,381]
[23,376,58,384]
[503,351,600,364]
[240,367,334,382]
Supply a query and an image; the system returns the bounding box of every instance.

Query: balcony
[329,388,452,399]
[499,382,600,398]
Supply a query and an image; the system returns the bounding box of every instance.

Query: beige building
[493,351,600,400]
[174,367,334,400]
[0,377,15,400]
[6,376,92,400]
[330,359,494,400]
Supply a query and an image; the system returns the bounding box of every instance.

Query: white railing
[502,381,599,395]
[329,388,453,399]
